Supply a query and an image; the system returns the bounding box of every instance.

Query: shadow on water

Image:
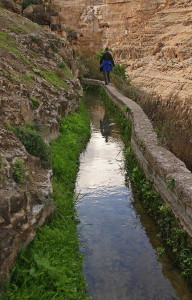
[75,89,192,300]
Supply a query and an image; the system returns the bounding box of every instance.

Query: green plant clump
[167,176,175,189]
[23,73,32,81]
[113,64,126,80]
[11,159,26,184]
[22,0,41,10]
[30,95,40,109]
[5,100,90,299]
[13,126,51,169]
[58,62,66,69]
[40,70,67,89]
[98,86,192,286]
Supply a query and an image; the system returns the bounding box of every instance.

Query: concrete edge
[82,78,192,238]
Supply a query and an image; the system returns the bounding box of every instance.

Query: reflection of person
[100,47,115,85]
[100,112,111,142]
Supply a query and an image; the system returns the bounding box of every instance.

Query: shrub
[113,64,126,80]
[58,62,66,69]
[22,0,41,10]
[11,159,26,184]
[166,176,175,189]
[13,127,51,169]
[78,51,103,81]
[30,95,40,108]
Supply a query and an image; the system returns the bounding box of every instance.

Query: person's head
[105,47,109,52]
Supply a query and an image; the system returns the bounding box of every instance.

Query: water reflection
[75,90,191,300]
[100,112,114,142]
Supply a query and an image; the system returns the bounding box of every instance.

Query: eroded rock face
[0,9,82,141]
[2,0,192,100]
[47,0,192,101]
[45,0,192,168]
[0,8,82,281]
[0,128,53,280]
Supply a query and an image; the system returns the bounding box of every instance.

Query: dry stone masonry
[84,78,192,241]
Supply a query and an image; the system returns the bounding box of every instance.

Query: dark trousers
[103,70,110,85]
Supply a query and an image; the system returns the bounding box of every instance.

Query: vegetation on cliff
[13,126,52,169]
[0,6,85,285]
[5,100,90,299]
[0,7,80,140]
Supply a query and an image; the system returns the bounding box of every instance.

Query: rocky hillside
[1,0,192,282]
[0,7,82,281]
[48,0,192,101]
[35,0,192,169]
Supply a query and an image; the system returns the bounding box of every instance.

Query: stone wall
[83,78,192,239]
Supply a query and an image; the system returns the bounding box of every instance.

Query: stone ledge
[82,78,192,238]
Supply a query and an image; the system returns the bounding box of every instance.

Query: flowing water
[75,90,192,300]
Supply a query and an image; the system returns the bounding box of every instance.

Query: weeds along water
[5,100,90,300]
[4,86,192,299]
[96,86,192,290]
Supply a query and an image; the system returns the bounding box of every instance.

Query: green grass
[0,30,15,50]
[40,70,67,89]
[5,100,90,299]
[0,30,9,41]
[30,95,40,108]
[0,30,34,68]
[7,24,29,34]
[23,73,32,81]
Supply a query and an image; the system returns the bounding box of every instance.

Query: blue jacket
[100,60,113,71]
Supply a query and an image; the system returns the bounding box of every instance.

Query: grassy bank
[98,86,192,288]
[5,101,90,300]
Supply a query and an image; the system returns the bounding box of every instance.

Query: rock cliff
[0,7,82,281]
[44,0,192,169]
[46,0,192,100]
[1,0,192,282]
[2,0,191,112]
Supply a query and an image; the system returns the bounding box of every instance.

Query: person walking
[100,47,115,85]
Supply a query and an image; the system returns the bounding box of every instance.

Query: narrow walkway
[82,78,192,242]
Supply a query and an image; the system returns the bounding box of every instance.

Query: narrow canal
[75,90,191,300]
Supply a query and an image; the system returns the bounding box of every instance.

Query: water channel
[75,90,192,300]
